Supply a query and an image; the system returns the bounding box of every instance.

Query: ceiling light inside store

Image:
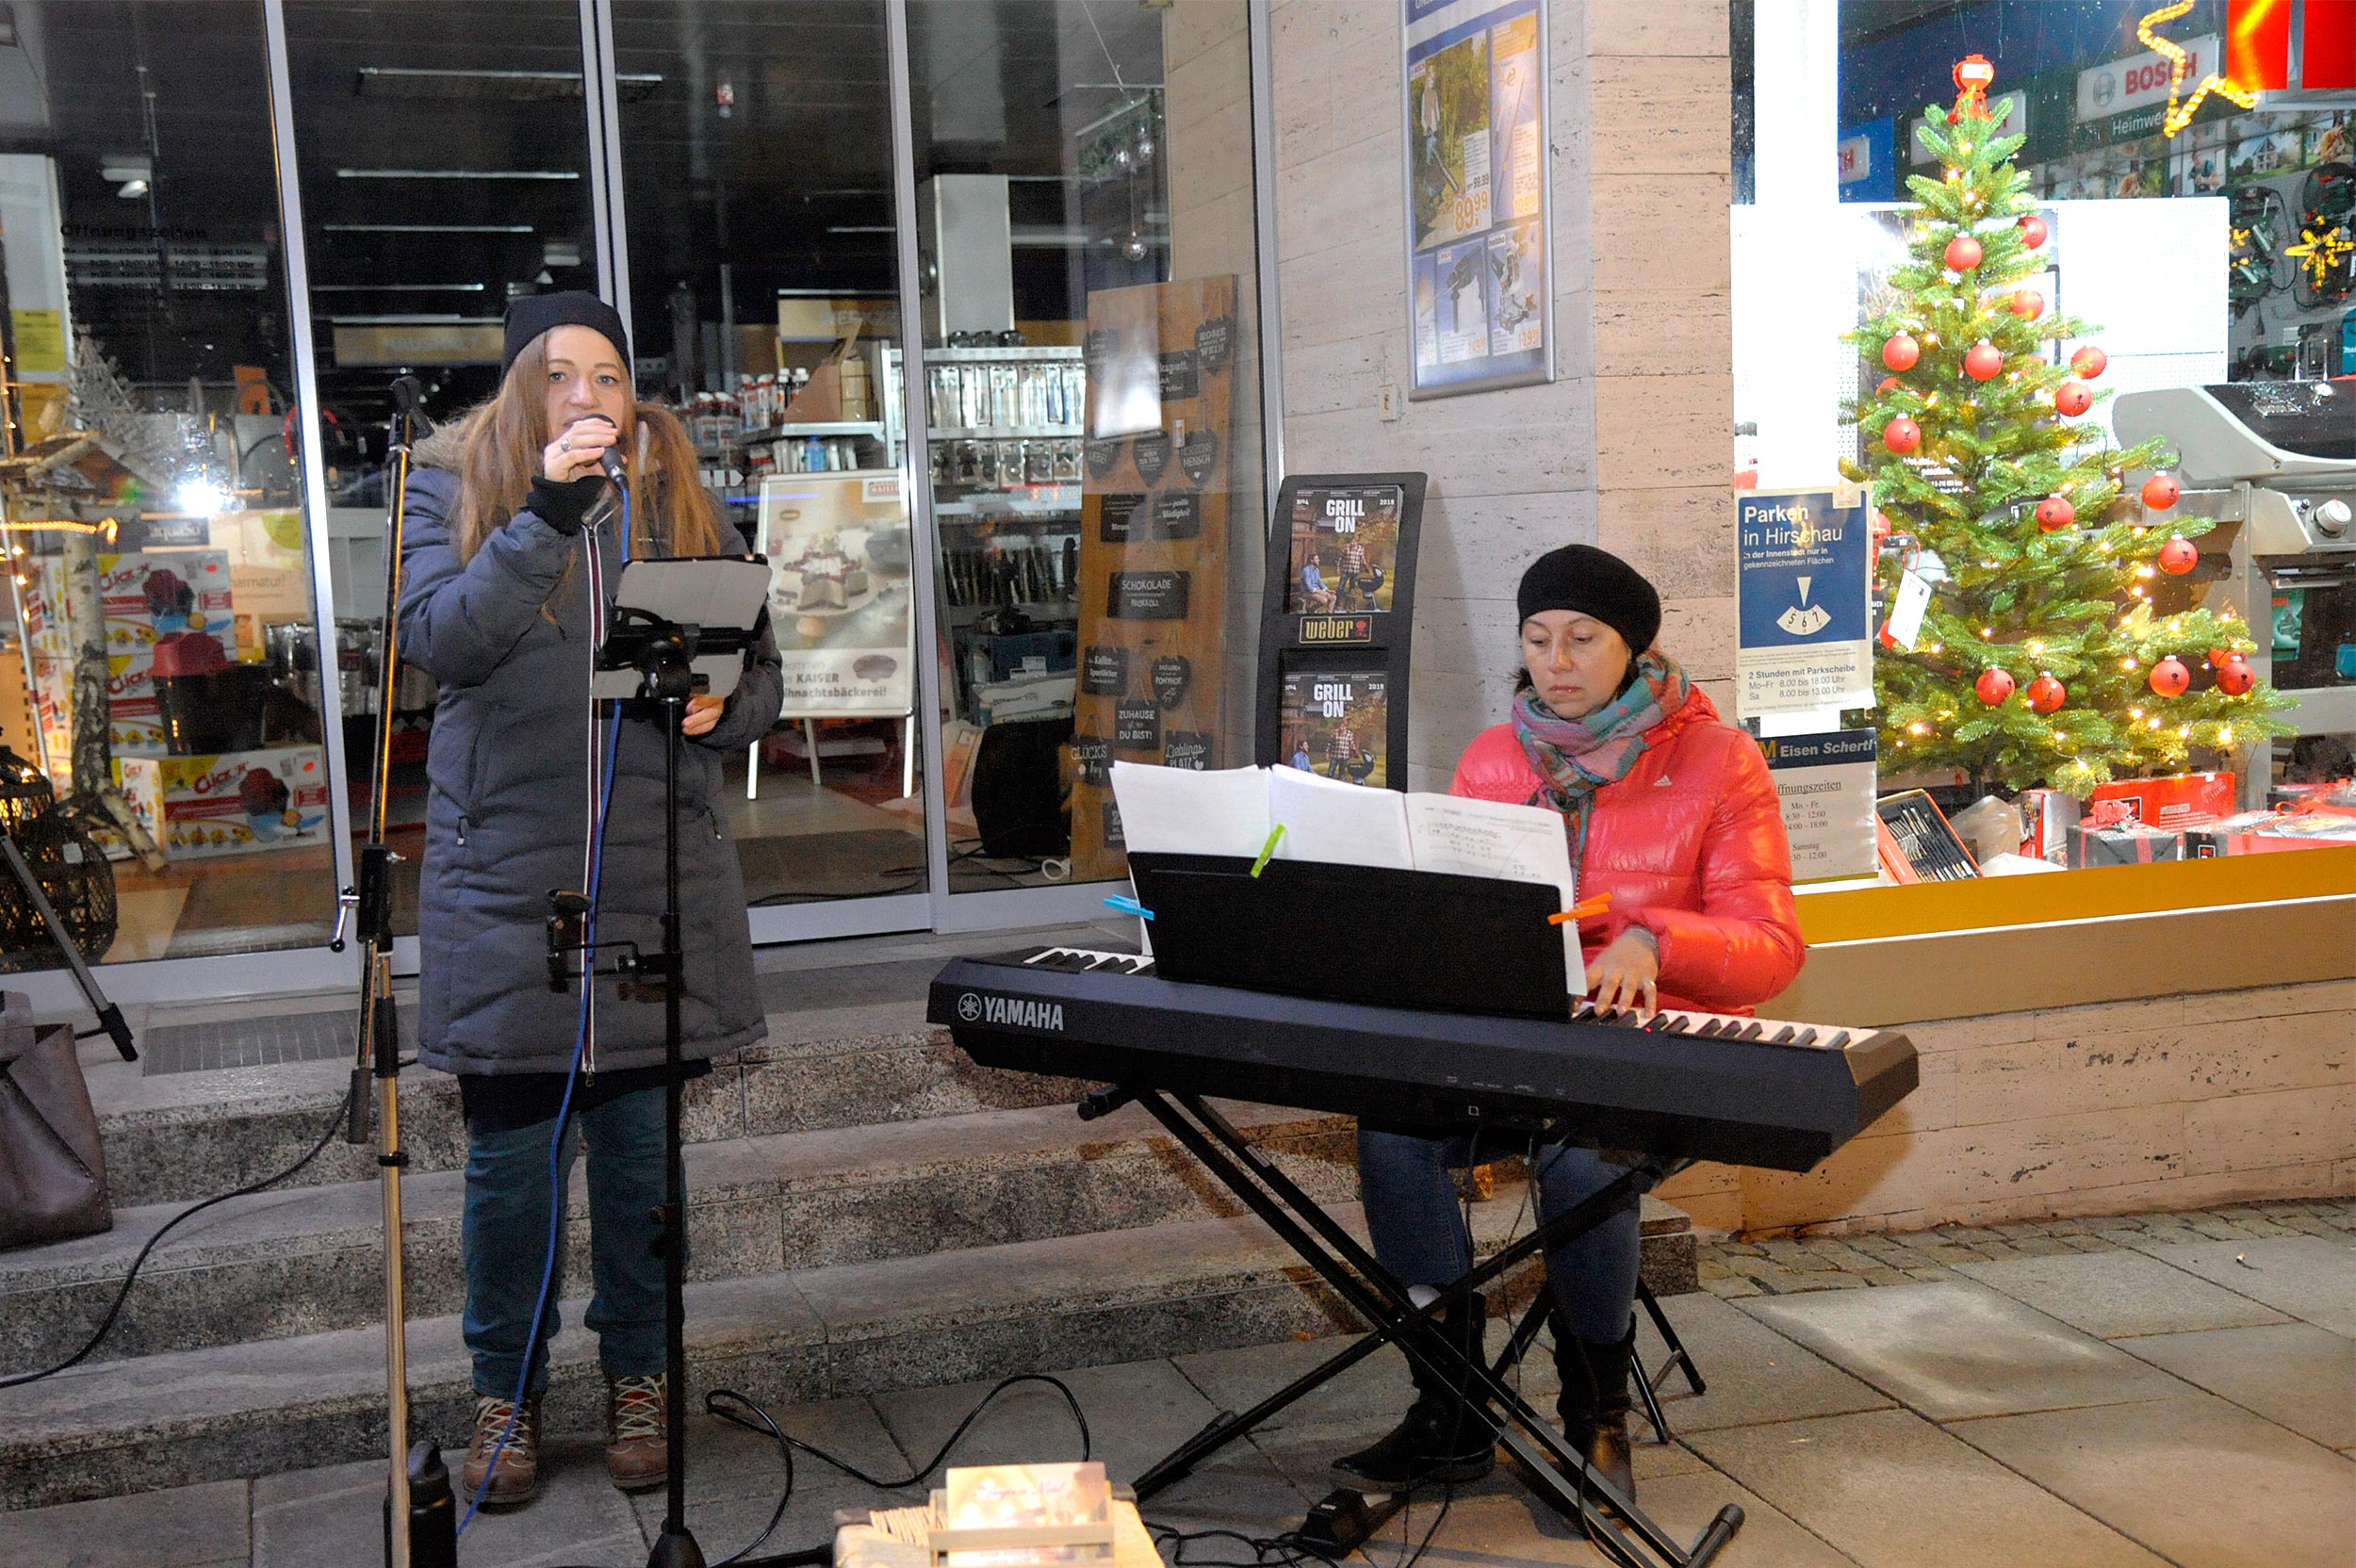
[335,168,580,181]
[323,223,534,235]
[353,67,661,103]
[174,478,228,514]
[311,283,488,292]
[101,154,150,198]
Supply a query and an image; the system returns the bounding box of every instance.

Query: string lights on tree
[1840,63,2292,795]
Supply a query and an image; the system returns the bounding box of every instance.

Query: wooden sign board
[1067,275,1242,882]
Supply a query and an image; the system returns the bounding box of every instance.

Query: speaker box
[970,717,1073,860]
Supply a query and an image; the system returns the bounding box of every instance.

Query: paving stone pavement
[1694,1198,2356,1300]
[3,1200,2349,1567]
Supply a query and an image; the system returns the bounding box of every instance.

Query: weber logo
[960,992,1065,1032]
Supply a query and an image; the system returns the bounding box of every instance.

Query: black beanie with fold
[1515,544,1661,655]
[502,290,630,378]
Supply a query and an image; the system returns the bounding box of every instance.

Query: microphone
[575,415,628,486]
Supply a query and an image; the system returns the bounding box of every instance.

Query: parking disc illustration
[1777,576,1833,636]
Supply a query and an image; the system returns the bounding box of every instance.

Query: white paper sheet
[1404,793,1583,991]
[1266,765,1415,870]
[1108,762,1272,858]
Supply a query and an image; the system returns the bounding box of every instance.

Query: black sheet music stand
[1116,855,1740,1568]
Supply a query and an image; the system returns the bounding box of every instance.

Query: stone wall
[1268,0,1731,786]
[1658,977,2354,1235]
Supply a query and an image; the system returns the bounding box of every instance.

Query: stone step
[88,1007,1092,1209]
[0,1100,1355,1378]
[0,1195,1693,1511]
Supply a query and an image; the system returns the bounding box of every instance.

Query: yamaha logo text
[960,991,1065,1032]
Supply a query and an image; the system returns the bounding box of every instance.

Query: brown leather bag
[0,991,111,1250]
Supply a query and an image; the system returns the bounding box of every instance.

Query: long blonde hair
[450,332,728,567]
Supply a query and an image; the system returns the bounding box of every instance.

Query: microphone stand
[334,375,456,1568]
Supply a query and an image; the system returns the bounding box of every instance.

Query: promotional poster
[1280,669,1390,787]
[1736,486,1874,718]
[1758,729,1878,882]
[1284,484,1405,616]
[758,471,915,718]
[1403,0,1549,397]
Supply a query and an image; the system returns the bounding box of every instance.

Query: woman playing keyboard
[1334,544,1803,1501]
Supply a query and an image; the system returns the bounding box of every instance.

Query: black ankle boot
[1553,1314,1636,1500]
[1333,1292,1497,1493]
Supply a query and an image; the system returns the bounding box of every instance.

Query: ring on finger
[559,437,571,451]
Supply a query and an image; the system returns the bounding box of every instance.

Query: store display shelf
[927,425,1083,441]
[931,491,1081,518]
[738,421,886,444]
[893,345,1084,363]
[946,602,1079,626]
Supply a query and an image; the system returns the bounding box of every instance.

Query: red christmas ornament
[1964,342,2003,381]
[2206,647,2237,669]
[2141,473,2180,510]
[2148,656,2191,698]
[1883,416,1922,455]
[2035,495,2075,531]
[2025,673,2066,714]
[2018,213,2048,250]
[2215,657,2255,696]
[2008,288,2044,318]
[2070,345,2107,379]
[1944,235,1984,272]
[1974,667,2016,706]
[1876,375,1901,393]
[2158,535,2199,576]
[2053,379,2093,416]
[1882,334,1922,372]
[1871,509,1894,544]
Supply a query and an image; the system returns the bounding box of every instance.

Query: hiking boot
[460,1394,542,1509]
[603,1373,668,1492]
[1333,1292,1496,1492]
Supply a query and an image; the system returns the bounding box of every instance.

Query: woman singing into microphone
[399,292,781,1508]
[1333,545,1802,1501]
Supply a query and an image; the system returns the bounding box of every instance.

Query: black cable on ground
[0,1098,349,1390]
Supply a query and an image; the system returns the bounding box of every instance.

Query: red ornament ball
[1882,334,1922,372]
[1944,235,1984,272]
[2158,535,2199,576]
[1883,416,1922,455]
[2008,288,2044,319]
[2215,657,2256,696]
[2053,379,2094,416]
[2141,473,2180,510]
[2070,345,2107,379]
[2206,647,2238,669]
[2025,673,2066,714]
[2149,656,2191,698]
[1964,342,2004,381]
[1871,509,1894,543]
[1876,375,1901,393]
[2018,213,2049,249]
[2035,494,2075,531]
[1974,667,2017,706]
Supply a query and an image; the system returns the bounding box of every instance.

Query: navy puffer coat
[398,439,780,1075]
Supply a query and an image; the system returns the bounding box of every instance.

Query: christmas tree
[1841,66,2293,798]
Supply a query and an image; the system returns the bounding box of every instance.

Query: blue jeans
[461,1086,670,1397]
[1357,1128,1643,1346]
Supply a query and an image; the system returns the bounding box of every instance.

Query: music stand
[571,555,766,1568]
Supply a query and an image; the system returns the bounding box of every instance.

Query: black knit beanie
[1516,544,1661,654]
[502,290,630,378]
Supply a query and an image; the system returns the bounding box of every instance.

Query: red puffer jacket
[1449,688,1805,1015]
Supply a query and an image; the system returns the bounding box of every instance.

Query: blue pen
[1104,894,1154,922]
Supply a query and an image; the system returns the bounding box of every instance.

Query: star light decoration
[2284,225,2354,292]
[2140,2,2259,138]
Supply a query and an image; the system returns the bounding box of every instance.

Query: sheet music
[1405,794,1583,992]
[1109,762,1271,858]
[1267,765,1415,871]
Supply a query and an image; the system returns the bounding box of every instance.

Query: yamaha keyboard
[932,946,1915,1172]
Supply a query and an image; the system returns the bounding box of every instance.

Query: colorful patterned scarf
[1513,650,1692,858]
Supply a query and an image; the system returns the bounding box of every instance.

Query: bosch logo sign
[957,992,983,1021]
[2090,69,2116,110]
